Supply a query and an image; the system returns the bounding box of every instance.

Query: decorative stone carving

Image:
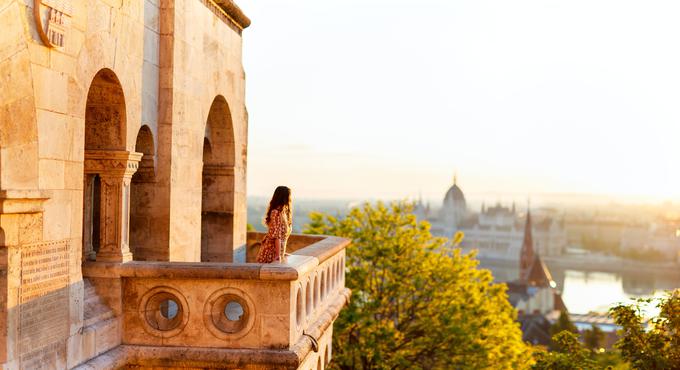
[33,0,73,50]
[138,286,189,339]
[202,287,255,340]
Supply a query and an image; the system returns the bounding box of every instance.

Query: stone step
[83,279,97,298]
[83,278,115,327]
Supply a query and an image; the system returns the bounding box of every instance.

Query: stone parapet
[78,233,349,369]
[246,232,346,263]
[73,288,349,370]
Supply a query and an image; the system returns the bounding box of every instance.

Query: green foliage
[550,311,578,350]
[609,291,680,369]
[534,329,631,370]
[247,223,256,232]
[583,324,605,352]
[304,201,533,370]
[532,331,600,370]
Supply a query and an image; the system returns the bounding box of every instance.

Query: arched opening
[296,284,303,327]
[321,270,326,300]
[314,273,320,309]
[82,69,140,263]
[201,96,236,262]
[130,125,157,260]
[306,278,313,319]
[85,69,126,151]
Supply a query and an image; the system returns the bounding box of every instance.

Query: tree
[550,311,578,351]
[532,331,600,370]
[583,324,605,352]
[304,201,533,370]
[609,291,680,369]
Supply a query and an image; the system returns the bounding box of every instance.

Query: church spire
[519,209,535,282]
[453,172,457,185]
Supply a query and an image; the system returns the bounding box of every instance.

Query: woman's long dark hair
[265,186,292,226]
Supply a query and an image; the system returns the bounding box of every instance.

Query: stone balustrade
[79,233,349,369]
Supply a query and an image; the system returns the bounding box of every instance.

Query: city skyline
[240,0,680,203]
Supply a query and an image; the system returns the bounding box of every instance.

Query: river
[477,258,680,314]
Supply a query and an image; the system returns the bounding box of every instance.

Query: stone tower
[519,210,535,282]
[0,0,349,368]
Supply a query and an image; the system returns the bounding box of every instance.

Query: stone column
[84,151,142,263]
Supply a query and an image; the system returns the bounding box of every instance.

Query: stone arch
[201,96,236,262]
[305,278,313,319]
[85,69,127,151]
[314,272,320,309]
[82,69,140,262]
[130,125,158,260]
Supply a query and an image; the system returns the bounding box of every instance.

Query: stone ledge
[247,232,350,265]
[0,189,51,214]
[292,235,350,264]
[83,259,310,281]
[83,234,349,281]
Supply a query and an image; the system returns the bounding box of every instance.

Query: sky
[238,0,680,204]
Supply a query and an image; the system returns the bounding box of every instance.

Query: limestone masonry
[0,0,349,368]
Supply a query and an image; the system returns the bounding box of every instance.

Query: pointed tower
[519,210,535,282]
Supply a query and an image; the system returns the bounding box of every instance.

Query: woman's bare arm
[275,238,282,263]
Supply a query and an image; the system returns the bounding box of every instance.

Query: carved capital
[84,150,143,179]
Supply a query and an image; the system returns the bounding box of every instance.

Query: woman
[257,186,293,263]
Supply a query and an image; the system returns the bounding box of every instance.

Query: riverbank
[474,253,680,280]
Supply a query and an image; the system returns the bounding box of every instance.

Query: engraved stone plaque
[34,0,73,49]
[18,240,70,358]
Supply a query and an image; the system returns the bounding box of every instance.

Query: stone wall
[161,0,248,262]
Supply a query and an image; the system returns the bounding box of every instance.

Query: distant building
[621,223,680,261]
[439,175,468,231]
[565,215,680,262]
[420,179,567,258]
[506,212,566,345]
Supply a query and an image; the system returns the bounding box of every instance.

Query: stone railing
[79,233,349,369]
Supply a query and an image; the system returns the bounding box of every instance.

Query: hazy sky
[239,0,680,203]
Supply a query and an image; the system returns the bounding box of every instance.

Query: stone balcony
[76,233,350,369]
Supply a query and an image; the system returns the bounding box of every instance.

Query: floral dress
[256,208,291,263]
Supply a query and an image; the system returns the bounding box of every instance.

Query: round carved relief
[139,286,189,338]
[203,287,255,340]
